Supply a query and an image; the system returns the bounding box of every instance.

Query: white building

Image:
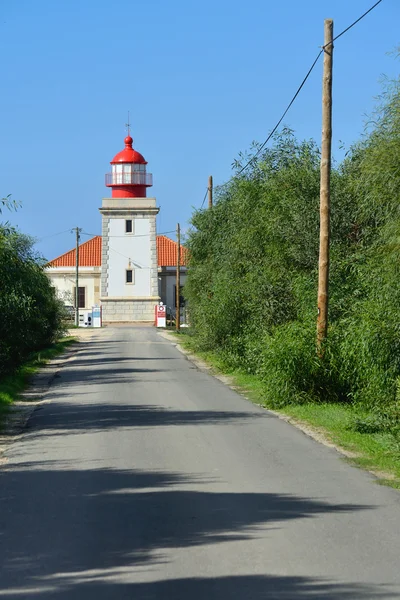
[46,134,187,324]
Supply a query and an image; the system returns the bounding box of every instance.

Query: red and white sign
[155,304,166,327]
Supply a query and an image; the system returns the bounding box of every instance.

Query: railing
[105,172,153,186]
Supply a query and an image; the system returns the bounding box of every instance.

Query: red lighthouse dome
[105,135,153,198]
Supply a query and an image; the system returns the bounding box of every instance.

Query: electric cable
[80,229,176,239]
[196,0,385,202]
[236,49,323,176]
[329,0,383,46]
[108,245,148,268]
[200,189,208,210]
[36,228,73,241]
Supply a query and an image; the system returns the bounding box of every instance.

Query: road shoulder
[158,329,400,488]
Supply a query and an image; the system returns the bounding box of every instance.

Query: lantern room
[105,135,153,198]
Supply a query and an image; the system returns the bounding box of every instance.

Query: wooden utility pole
[317,19,333,353]
[208,175,213,209]
[74,227,81,327]
[176,223,181,331]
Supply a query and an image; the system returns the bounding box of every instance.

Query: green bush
[184,74,400,430]
[0,225,65,377]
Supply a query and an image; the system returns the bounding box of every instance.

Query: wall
[107,217,151,297]
[46,267,101,314]
[100,298,156,323]
[100,196,160,322]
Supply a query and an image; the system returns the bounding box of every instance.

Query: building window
[125,219,133,233]
[126,269,134,284]
[73,287,86,308]
[174,285,185,308]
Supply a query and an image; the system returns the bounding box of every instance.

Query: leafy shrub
[0,225,65,377]
[185,76,400,430]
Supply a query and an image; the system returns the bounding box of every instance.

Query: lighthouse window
[112,164,124,184]
[126,269,134,284]
[123,164,132,183]
[125,220,133,233]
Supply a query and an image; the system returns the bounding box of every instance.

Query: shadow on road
[25,402,265,437]
[0,331,390,598]
[0,464,377,598]
[1,575,393,599]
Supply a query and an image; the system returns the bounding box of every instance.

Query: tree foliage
[184,77,400,439]
[0,225,64,377]
[1,195,20,214]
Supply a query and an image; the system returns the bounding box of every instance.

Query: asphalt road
[0,326,399,599]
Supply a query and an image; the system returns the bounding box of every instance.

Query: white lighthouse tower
[99,132,160,323]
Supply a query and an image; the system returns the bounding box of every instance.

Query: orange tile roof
[47,235,187,268]
[156,235,188,267]
[49,236,102,267]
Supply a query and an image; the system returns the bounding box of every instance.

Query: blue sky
[1,0,398,260]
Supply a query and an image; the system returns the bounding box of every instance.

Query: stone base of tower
[101,297,160,324]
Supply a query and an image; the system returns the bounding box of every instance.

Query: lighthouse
[99,133,160,323]
[105,135,153,198]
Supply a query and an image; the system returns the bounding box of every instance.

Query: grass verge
[0,337,78,426]
[173,331,400,489]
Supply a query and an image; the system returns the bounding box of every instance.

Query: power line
[195,49,322,198]
[200,189,208,210]
[107,245,186,269]
[108,245,149,268]
[197,0,385,201]
[330,0,383,46]
[36,228,73,242]
[234,0,385,177]
[80,229,176,239]
[236,50,323,176]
